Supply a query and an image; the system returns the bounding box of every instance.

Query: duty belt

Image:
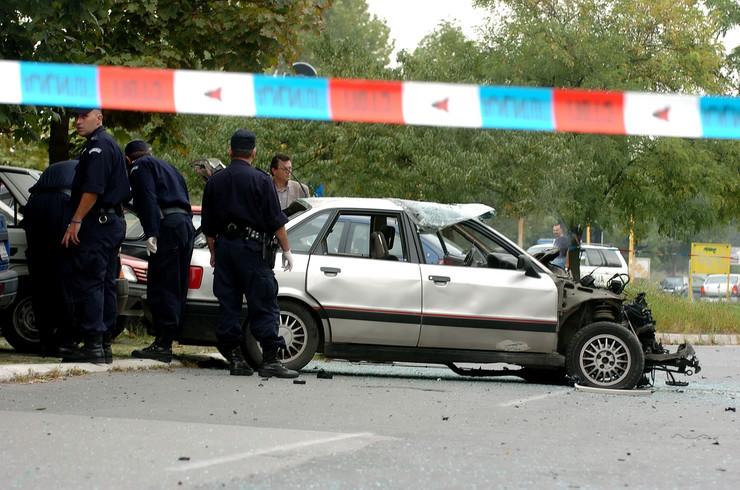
[95,204,123,224]
[159,207,189,218]
[223,223,266,242]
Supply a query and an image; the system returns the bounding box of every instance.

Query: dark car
[660,276,688,296]
[0,214,19,310]
[0,164,128,352]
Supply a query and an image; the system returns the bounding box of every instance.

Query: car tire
[242,301,319,371]
[566,321,644,390]
[1,293,38,352]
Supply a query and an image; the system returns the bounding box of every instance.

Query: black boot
[132,338,173,363]
[61,334,105,364]
[102,332,113,364]
[258,350,299,379]
[228,347,254,376]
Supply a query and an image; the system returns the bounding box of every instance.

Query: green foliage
[0,0,330,163]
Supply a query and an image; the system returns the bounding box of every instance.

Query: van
[527,241,629,287]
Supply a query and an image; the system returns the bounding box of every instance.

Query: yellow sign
[690,243,731,275]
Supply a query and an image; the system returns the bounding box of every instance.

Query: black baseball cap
[230,129,256,151]
[70,107,100,115]
[124,139,150,157]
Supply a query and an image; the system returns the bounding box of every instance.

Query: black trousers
[69,214,125,335]
[146,213,195,341]
[23,193,74,347]
[213,236,285,356]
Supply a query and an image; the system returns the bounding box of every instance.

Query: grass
[627,282,740,335]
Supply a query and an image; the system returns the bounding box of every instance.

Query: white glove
[281,250,293,272]
[146,236,158,256]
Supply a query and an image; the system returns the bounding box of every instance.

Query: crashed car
[135,197,698,389]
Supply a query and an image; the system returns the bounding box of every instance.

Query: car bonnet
[389,199,495,231]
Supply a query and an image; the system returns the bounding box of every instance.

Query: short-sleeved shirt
[201,159,288,238]
[70,126,130,209]
[129,155,191,238]
[554,235,569,258]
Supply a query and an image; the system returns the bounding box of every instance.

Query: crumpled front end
[623,292,701,385]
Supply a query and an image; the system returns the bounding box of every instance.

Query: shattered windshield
[389,199,495,231]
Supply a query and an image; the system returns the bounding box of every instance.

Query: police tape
[2,59,740,139]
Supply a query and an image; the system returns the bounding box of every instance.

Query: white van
[527,242,629,287]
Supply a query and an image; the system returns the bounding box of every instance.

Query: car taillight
[189,266,203,289]
[700,285,705,296]
[733,284,739,296]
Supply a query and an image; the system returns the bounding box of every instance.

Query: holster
[262,236,279,268]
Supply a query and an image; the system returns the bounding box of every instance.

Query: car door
[0,171,36,272]
[417,221,558,353]
[306,211,422,346]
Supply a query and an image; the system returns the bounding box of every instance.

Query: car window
[322,212,407,261]
[420,233,444,264]
[124,210,144,240]
[0,181,22,225]
[602,249,624,267]
[287,211,331,254]
[583,249,604,267]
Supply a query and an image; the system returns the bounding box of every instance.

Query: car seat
[379,225,399,261]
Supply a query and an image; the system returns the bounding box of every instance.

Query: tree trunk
[48,113,70,165]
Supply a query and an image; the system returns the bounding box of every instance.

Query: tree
[0,0,329,165]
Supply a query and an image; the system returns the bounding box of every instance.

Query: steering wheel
[463,248,476,267]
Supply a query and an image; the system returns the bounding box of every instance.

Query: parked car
[660,276,689,296]
[123,197,699,389]
[0,164,129,352]
[526,242,629,287]
[700,274,740,302]
[0,214,19,311]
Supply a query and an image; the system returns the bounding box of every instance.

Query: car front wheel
[242,300,319,371]
[1,293,38,352]
[566,322,644,390]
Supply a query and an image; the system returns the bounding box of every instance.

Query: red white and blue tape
[2,60,739,139]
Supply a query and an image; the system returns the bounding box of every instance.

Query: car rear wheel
[242,301,319,371]
[566,322,644,390]
[1,293,38,352]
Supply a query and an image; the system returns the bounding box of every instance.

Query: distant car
[526,242,628,287]
[0,164,129,352]
[0,214,19,310]
[660,276,689,296]
[700,274,740,302]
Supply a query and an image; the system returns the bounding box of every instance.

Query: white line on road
[166,432,376,472]
[498,389,570,407]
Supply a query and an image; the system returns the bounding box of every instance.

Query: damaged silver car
[231,197,698,390]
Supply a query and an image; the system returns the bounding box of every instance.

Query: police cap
[230,129,256,152]
[124,139,150,158]
[70,107,100,116]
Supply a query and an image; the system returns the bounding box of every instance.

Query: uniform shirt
[275,180,310,210]
[201,159,287,238]
[129,155,192,238]
[29,160,77,194]
[70,126,130,211]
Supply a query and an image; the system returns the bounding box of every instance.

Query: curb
[657,333,738,345]
[0,358,182,383]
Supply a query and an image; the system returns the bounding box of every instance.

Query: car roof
[299,197,404,212]
[0,164,42,176]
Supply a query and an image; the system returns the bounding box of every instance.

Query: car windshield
[663,277,684,287]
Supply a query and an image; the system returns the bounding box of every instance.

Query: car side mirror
[517,255,541,278]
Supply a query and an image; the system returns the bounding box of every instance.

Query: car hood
[389,199,495,231]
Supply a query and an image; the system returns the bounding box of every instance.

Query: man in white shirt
[269,154,310,210]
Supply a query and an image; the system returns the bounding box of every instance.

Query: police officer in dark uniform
[201,129,297,378]
[22,159,77,356]
[124,140,195,363]
[61,108,130,364]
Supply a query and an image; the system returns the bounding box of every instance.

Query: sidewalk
[0,358,182,383]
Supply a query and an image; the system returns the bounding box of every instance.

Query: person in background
[552,223,569,269]
[269,154,310,210]
[125,140,195,363]
[61,108,130,364]
[22,159,78,357]
[201,130,298,378]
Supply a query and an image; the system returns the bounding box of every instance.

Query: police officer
[22,159,77,356]
[61,108,130,364]
[124,140,195,362]
[201,129,297,378]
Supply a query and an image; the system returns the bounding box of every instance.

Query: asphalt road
[0,345,738,489]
